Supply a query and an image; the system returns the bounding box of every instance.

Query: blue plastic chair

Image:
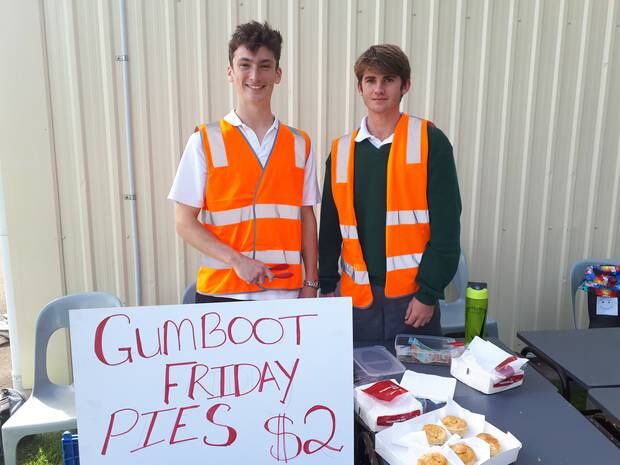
[182,282,196,304]
[569,258,620,328]
[520,259,620,399]
[1,292,122,465]
[439,253,499,338]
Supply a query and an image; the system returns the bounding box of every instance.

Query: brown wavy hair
[354,44,411,88]
[228,21,283,67]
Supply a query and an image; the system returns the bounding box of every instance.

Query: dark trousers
[352,284,442,342]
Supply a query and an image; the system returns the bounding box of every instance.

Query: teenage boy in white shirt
[169,21,320,303]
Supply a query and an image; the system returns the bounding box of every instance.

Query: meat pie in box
[450,337,528,394]
[376,400,522,465]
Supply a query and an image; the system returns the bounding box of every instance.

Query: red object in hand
[362,380,408,402]
[270,264,293,279]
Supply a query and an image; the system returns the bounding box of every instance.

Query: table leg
[520,346,570,399]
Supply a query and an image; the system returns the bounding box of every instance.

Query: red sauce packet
[362,380,408,402]
[493,373,524,388]
[495,355,518,378]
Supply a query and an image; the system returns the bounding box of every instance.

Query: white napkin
[400,370,456,403]
[466,337,528,382]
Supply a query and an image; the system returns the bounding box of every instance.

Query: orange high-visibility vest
[331,113,431,308]
[195,119,309,295]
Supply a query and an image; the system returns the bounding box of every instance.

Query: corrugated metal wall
[4,0,620,383]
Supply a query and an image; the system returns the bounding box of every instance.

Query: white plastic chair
[1,292,122,465]
[0,313,10,342]
[569,258,620,328]
[439,253,499,338]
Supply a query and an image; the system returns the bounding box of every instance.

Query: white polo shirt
[168,110,320,300]
[355,116,395,148]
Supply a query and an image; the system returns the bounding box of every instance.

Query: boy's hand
[404,298,434,327]
[231,254,274,285]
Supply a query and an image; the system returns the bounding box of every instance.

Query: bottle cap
[466,282,488,299]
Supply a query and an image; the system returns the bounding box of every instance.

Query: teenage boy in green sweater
[319,44,461,341]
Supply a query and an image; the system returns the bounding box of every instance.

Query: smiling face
[227,45,281,107]
[358,68,410,116]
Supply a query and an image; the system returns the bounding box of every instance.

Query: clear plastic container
[394,334,466,365]
[353,345,407,385]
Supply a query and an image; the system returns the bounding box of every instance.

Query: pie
[449,443,476,465]
[477,432,501,456]
[417,452,447,465]
[441,415,468,435]
[422,424,447,445]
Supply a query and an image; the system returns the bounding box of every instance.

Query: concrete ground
[0,246,13,388]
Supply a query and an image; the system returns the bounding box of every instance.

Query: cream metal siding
[2,0,620,387]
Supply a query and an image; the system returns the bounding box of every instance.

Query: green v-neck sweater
[318,124,462,305]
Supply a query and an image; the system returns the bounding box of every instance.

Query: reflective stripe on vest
[336,134,353,183]
[201,250,302,270]
[195,120,309,295]
[386,253,423,272]
[385,210,429,225]
[331,113,431,307]
[288,126,308,169]
[340,225,359,240]
[204,122,228,167]
[340,258,370,285]
[203,204,301,226]
[406,116,422,164]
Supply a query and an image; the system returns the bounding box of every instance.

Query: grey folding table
[588,387,620,423]
[373,367,620,464]
[517,328,620,397]
[453,382,620,464]
[356,340,620,464]
[398,360,620,463]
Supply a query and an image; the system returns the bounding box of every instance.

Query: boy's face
[358,68,410,115]
[227,45,281,105]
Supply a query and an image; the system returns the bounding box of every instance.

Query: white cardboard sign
[69,297,353,465]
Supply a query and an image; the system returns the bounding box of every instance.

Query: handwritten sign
[69,297,353,464]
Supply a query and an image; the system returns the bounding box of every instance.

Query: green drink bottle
[465,282,488,344]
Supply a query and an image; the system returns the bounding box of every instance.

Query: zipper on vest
[234,124,281,260]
